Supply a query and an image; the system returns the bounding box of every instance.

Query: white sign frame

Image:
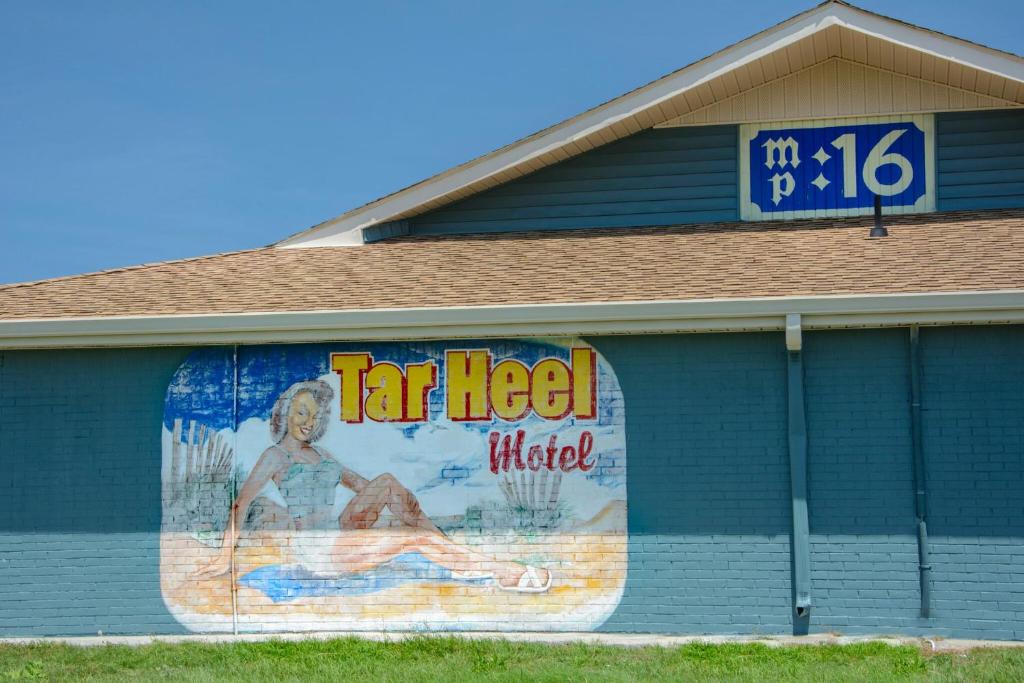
[739,114,936,221]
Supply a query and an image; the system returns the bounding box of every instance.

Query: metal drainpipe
[909,326,932,618]
[786,314,812,630]
[230,345,240,635]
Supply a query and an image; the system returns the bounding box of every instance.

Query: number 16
[830,130,914,198]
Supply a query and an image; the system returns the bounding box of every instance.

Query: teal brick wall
[589,333,794,634]
[802,328,924,634]
[801,326,1024,639]
[1,327,1021,638]
[592,326,1024,638]
[920,326,1024,640]
[0,347,194,636]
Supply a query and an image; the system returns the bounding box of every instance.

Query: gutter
[0,290,1022,349]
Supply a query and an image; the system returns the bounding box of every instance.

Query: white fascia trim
[831,4,1024,81]
[1,290,1022,349]
[278,4,1023,249]
[277,5,844,248]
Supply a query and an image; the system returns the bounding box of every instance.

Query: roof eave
[2,290,1022,349]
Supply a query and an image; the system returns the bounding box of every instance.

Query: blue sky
[2,1,1021,284]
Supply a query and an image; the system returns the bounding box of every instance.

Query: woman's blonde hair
[269,380,334,444]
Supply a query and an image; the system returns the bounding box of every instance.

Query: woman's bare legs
[336,474,549,588]
[339,473,441,533]
[328,528,548,588]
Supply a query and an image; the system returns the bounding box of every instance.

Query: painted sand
[160,526,627,632]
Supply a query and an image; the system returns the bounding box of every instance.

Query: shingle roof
[2,209,1023,321]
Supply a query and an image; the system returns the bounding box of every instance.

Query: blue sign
[744,119,930,217]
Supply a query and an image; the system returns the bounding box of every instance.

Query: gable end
[383,126,738,239]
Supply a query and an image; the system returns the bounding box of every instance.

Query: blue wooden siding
[403,125,738,237]
[361,109,1024,242]
[937,109,1024,211]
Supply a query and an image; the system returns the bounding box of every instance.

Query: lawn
[1,637,1022,682]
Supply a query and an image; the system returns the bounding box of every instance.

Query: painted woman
[193,379,552,592]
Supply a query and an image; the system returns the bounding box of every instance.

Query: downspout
[786,314,812,631]
[909,326,932,618]
[230,344,240,635]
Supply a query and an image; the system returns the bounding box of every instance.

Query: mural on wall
[160,339,627,632]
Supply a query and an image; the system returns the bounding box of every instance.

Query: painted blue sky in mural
[163,339,628,506]
[164,339,619,428]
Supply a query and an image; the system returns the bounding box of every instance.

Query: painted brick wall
[590,333,794,634]
[920,326,1024,641]
[1,327,1021,638]
[802,328,924,635]
[593,326,1024,638]
[403,125,739,237]
[0,347,194,636]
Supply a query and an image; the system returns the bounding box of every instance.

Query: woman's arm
[314,445,369,494]
[340,467,369,494]
[192,448,284,578]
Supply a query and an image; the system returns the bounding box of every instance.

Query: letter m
[763,136,800,169]
[488,431,524,474]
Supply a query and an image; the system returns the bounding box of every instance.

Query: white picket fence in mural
[165,418,234,539]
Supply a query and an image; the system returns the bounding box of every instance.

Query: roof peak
[276,0,1024,249]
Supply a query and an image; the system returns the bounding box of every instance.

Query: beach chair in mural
[163,418,234,544]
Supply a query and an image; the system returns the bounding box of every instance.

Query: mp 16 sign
[740,116,934,220]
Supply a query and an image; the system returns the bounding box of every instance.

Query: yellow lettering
[491,359,531,421]
[331,353,371,423]
[364,362,405,422]
[404,361,436,421]
[571,347,597,420]
[531,358,571,419]
[446,350,491,421]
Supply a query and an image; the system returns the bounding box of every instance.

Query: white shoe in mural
[159,339,627,633]
[497,565,554,593]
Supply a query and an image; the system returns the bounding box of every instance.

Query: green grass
[1,638,1022,682]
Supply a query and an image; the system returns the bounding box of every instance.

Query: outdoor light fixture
[870,194,889,238]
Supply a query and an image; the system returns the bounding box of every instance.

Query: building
[1,1,1022,638]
